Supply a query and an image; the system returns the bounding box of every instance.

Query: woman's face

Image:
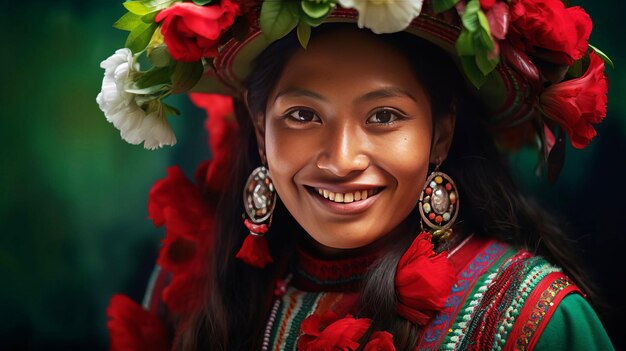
[260,29,452,249]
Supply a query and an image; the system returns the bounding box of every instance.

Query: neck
[297,219,414,259]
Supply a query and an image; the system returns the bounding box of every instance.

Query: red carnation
[395,232,456,326]
[148,166,215,314]
[156,0,240,62]
[189,93,238,192]
[298,311,372,350]
[508,0,592,66]
[106,294,170,351]
[480,0,496,10]
[539,52,608,149]
[364,331,395,351]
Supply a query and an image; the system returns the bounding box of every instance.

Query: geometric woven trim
[445,249,567,350]
[419,241,511,350]
[504,272,581,351]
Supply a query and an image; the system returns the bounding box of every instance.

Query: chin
[307,223,384,250]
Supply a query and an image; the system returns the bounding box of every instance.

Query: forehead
[272,28,427,97]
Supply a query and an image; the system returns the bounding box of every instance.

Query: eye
[366,109,401,124]
[287,109,320,123]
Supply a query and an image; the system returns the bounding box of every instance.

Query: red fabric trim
[504,272,582,351]
[448,235,494,275]
[292,247,379,292]
[459,250,532,349]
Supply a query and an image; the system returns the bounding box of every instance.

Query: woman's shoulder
[418,236,594,350]
[534,294,614,350]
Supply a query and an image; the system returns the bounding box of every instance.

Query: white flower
[96,48,176,149]
[338,0,424,34]
[130,109,177,150]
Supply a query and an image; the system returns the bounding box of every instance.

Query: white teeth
[344,192,354,203]
[314,187,377,203]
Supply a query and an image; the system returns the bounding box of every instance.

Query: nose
[316,123,370,177]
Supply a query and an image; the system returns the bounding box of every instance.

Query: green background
[1,1,624,350]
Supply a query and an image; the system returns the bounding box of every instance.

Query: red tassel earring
[236,166,277,268]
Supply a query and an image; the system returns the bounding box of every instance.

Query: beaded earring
[236,165,277,268]
[418,167,459,242]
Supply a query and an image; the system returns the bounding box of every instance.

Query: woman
[99,1,614,350]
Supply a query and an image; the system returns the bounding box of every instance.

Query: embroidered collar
[292,247,379,292]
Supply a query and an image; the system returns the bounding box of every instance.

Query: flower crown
[97,0,610,179]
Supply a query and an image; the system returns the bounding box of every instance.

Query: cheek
[264,123,311,200]
[375,125,432,212]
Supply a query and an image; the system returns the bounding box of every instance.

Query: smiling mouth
[307,186,383,204]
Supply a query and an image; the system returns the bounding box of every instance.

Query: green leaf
[475,51,498,76]
[162,102,181,116]
[125,21,159,53]
[141,0,177,11]
[455,30,475,56]
[113,12,143,31]
[476,11,493,51]
[460,55,488,88]
[125,0,177,16]
[136,66,172,88]
[141,10,161,23]
[297,22,311,49]
[125,83,170,95]
[433,0,461,13]
[170,60,204,94]
[260,0,300,41]
[589,44,614,69]
[474,28,493,52]
[192,0,213,4]
[301,12,327,27]
[123,1,152,15]
[301,0,331,19]
[148,45,173,67]
[461,0,480,32]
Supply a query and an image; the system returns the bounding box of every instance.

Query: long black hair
[175,25,596,350]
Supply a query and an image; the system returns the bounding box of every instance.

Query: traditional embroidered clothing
[140,235,613,350]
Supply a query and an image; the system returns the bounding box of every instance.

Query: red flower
[364,331,395,351]
[483,1,509,59]
[485,1,509,41]
[156,0,240,62]
[508,0,592,65]
[148,166,215,314]
[189,93,238,192]
[298,311,372,351]
[539,52,608,149]
[480,0,496,10]
[106,294,170,351]
[395,232,456,326]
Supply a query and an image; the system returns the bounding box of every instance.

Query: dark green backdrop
[1,1,624,350]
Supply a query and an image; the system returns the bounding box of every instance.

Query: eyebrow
[274,87,326,102]
[356,87,418,103]
[273,86,418,103]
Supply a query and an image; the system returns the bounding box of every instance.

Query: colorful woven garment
[139,234,604,351]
